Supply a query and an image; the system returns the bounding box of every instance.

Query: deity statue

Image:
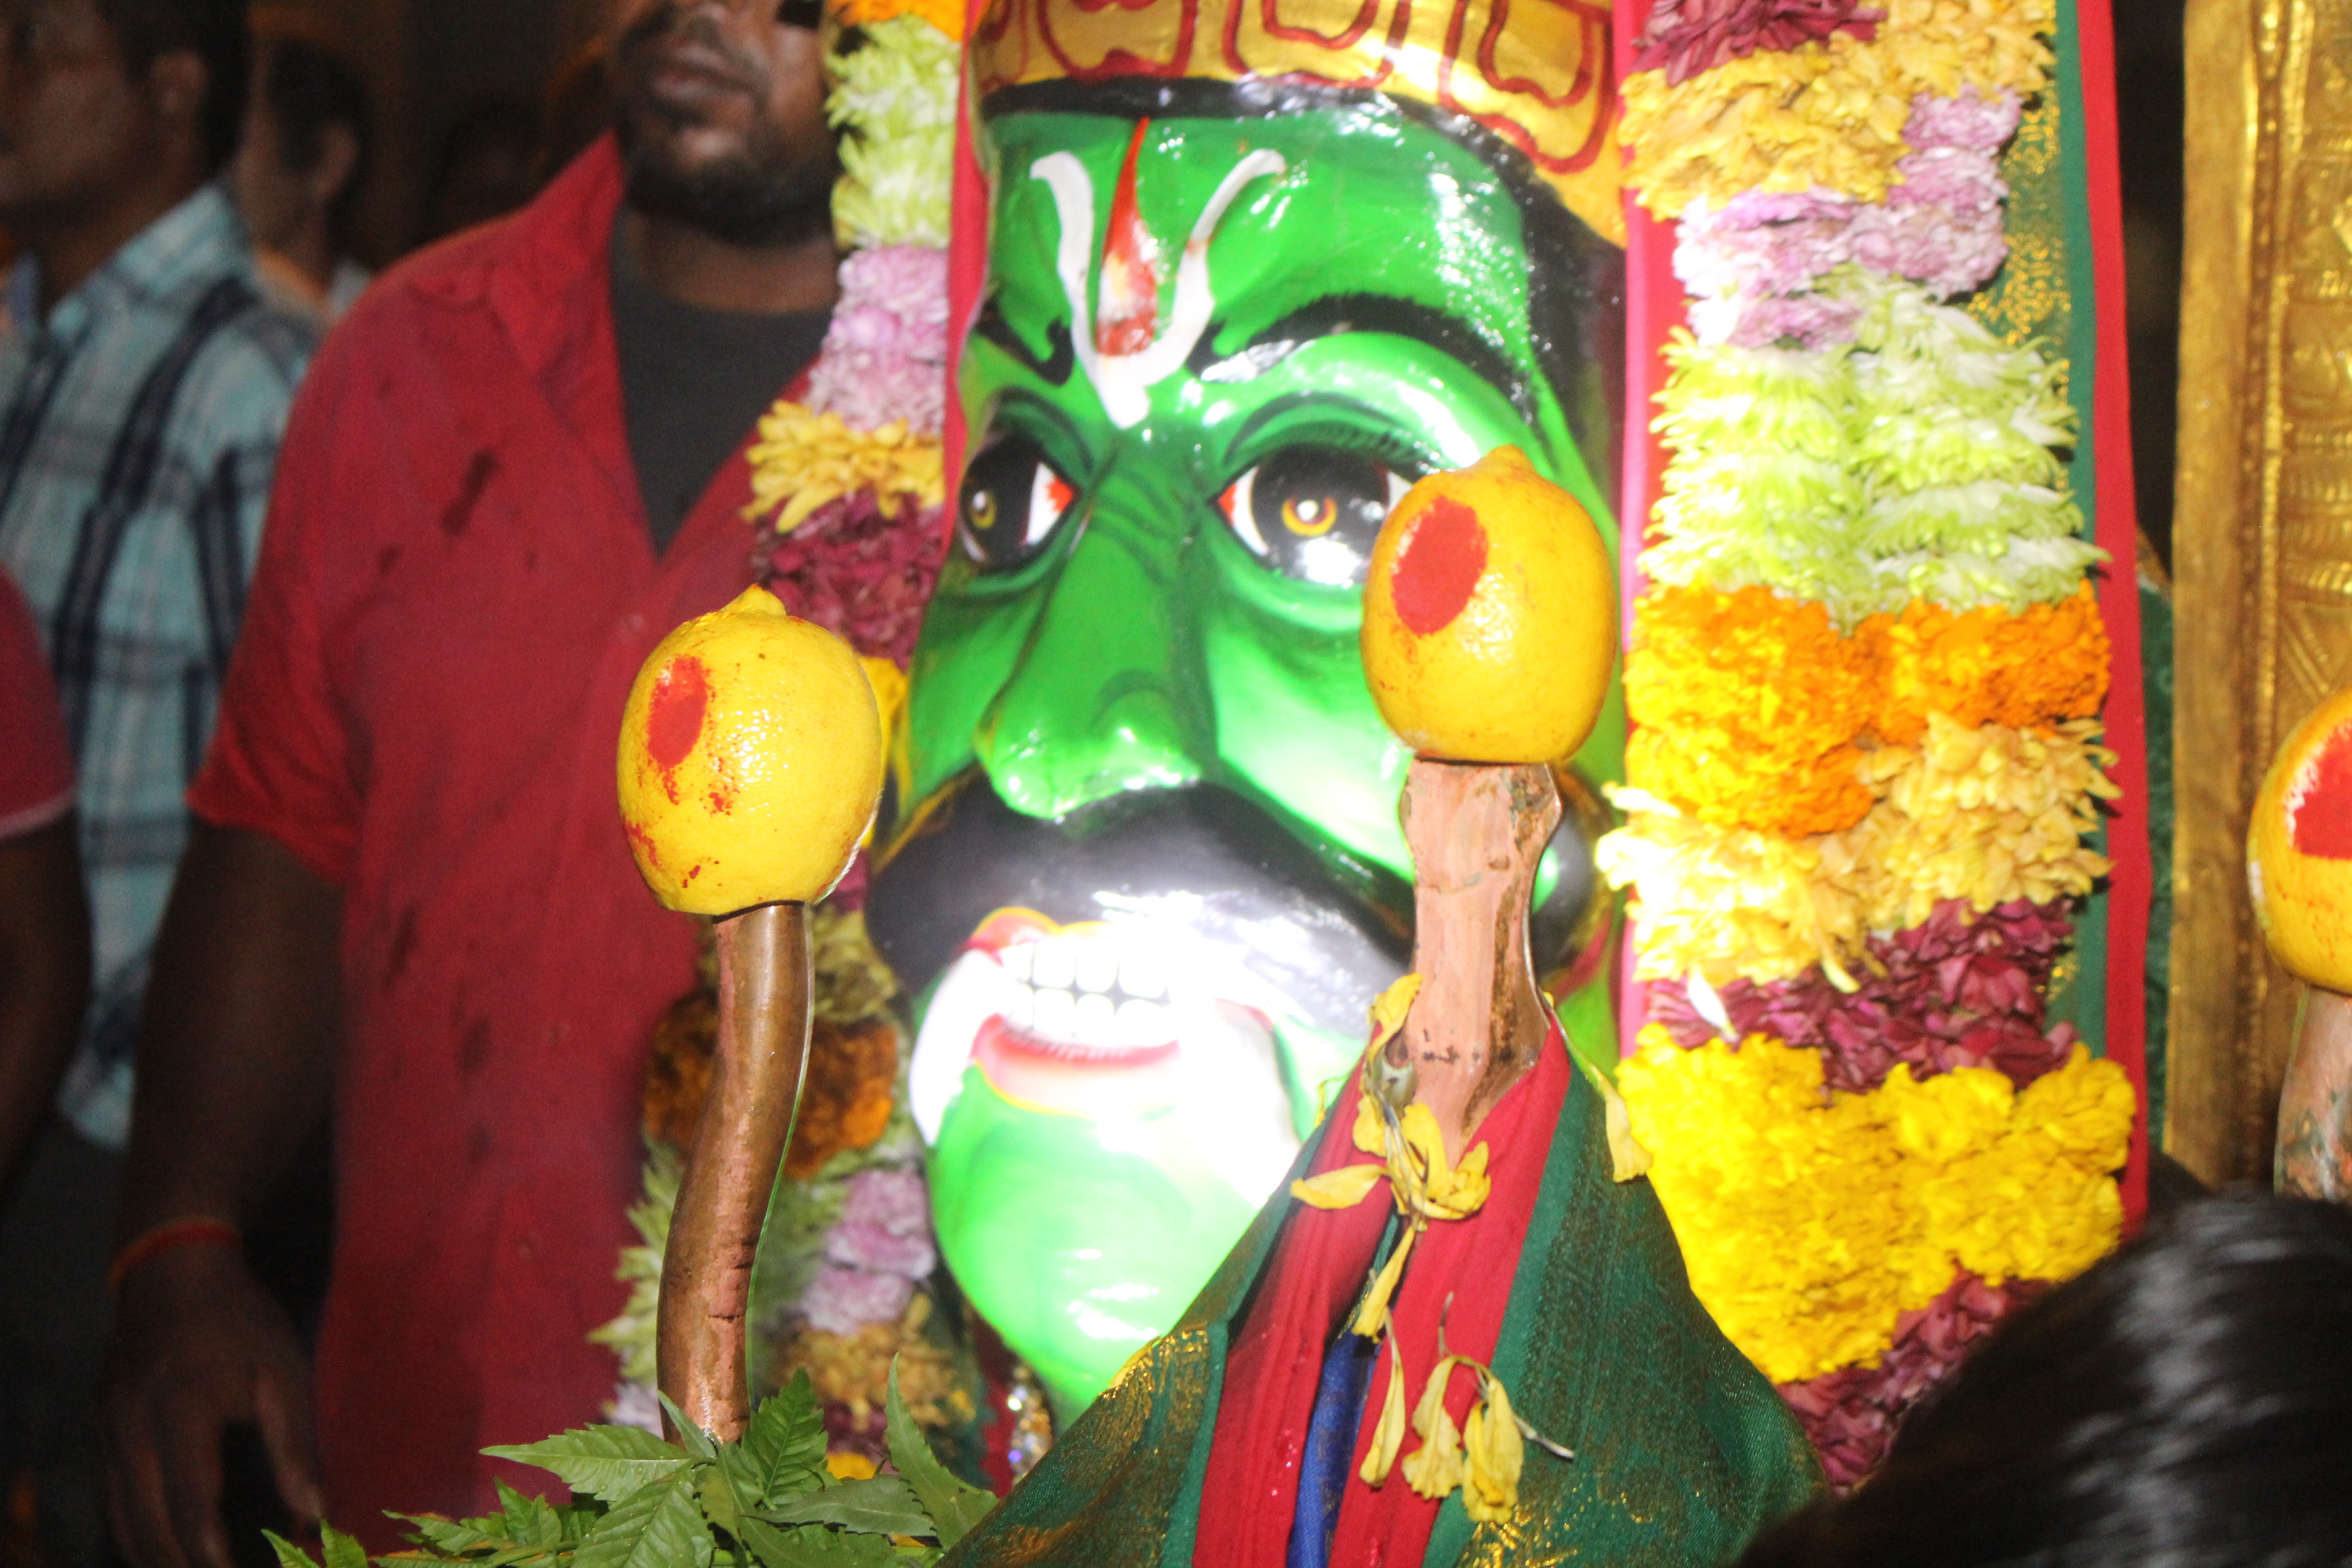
[864,0,1633,1420]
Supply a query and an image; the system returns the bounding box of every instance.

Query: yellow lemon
[2250,685,2352,990]
[618,586,883,915]
[1360,446,1617,763]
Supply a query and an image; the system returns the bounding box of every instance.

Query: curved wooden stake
[658,901,813,1441]
[2279,983,2352,1203]
[1394,759,1561,1162]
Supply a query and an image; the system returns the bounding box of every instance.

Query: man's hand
[103,825,342,1568]
[104,1243,325,1568]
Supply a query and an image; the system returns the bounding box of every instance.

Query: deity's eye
[959,438,1076,572]
[1216,447,1412,589]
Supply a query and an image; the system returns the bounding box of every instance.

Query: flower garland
[1617,1029,2132,1386]
[1607,0,2130,1478]
[1619,0,2057,218]
[598,0,966,1460]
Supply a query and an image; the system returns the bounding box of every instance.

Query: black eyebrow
[1189,295,1533,423]
[972,296,1075,388]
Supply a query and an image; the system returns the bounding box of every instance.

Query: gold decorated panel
[2172,0,2352,1181]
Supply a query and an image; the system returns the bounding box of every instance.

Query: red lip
[974,1015,1181,1117]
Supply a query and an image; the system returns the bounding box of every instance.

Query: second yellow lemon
[1360,446,1616,764]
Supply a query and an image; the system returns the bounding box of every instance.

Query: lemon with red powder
[618,585,883,915]
[2251,686,2352,991]
[1360,445,1617,763]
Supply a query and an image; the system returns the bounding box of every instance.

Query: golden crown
[968,0,1626,244]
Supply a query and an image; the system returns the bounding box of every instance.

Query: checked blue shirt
[0,184,314,1149]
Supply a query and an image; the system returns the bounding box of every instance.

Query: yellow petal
[1352,1089,1388,1159]
[1350,1225,1418,1339]
[1291,1164,1390,1211]
[1571,1051,1653,1183]
[1463,1375,1524,1522]
[1401,1361,1465,1501]
[1368,973,1424,1052]
[1358,1335,1409,1486]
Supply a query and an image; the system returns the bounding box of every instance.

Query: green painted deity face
[866,95,1624,1418]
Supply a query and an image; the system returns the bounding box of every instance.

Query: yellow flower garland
[1618,1028,2133,1383]
[743,403,945,534]
[1620,0,2058,218]
[1601,714,2118,984]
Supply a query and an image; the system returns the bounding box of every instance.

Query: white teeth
[1074,943,1118,995]
[1032,987,1077,1038]
[1030,938,1077,991]
[991,932,1185,1049]
[1115,999,1170,1044]
[1117,951,1166,1000]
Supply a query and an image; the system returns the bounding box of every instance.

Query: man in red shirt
[0,565,89,1194]
[100,3,845,1563]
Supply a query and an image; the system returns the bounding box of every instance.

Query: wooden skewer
[1392,757,1561,1164]
[2279,983,2352,1203]
[657,900,814,1440]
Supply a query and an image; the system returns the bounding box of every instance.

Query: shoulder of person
[163,277,320,446]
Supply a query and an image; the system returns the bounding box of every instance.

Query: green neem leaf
[737,1375,829,1505]
[655,1394,720,1463]
[320,1524,371,1568]
[575,1473,710,1568]
[756,1478,929,1538]
[554,1503,608,1541]
[483,1426,694,1505]
[735,1519,898,1568]
[696,1464,746,1540]
[496,1484,566,1550]
[391,1513,508,1556]
[882,1359,994,1549]
[263,1531,323,1568]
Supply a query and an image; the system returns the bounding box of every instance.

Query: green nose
[977,484,1209,820]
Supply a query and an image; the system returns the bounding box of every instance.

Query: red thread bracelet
[107,1216,241,1294]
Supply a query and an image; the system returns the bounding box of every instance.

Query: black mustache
[866,778,1605,1038]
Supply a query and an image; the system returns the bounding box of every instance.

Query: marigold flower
[1627,583,1879,836]
[1602,717,2117,983]
[1867,583,2110,742]
[1618,1029,2130,1383]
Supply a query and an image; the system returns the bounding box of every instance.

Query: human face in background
[868,100,1623,1416]
[0,0,155,230]
[606,0,837,245]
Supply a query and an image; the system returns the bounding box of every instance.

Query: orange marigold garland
[1626,584,1880,836]
[1869,583,2110,744]
[1626,582,2114,838]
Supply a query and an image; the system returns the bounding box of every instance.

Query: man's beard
[612,11,839,248]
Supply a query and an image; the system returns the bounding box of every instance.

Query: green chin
[926,1066,1268,1421]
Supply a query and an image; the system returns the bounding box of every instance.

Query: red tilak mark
[626,821,661,870]
[1096,118,1161,357]
[647,657,710,774]
[2291,722,2352,860]
[1391,497,1488,636]
[708,789,734,817]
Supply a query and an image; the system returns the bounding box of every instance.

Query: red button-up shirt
[191,138,779,1538]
